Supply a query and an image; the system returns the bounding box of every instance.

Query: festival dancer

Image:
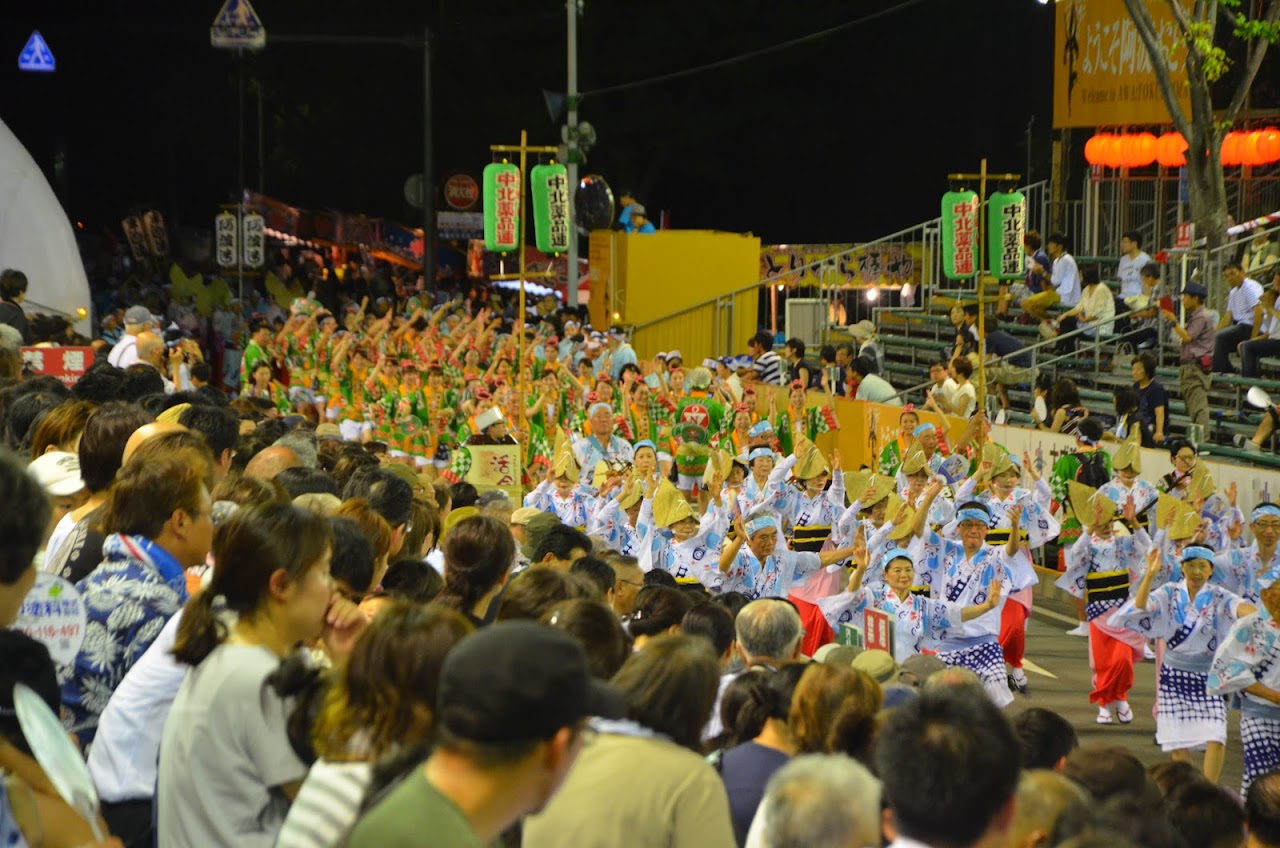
[1114,545,1254,783]
[1214,502,1280,604]
[772,380,838,455]
[589,472,645,557]
[819,538,1003,664]
[910,483,1027,707]
[524,434,595,530]
[1056,484,1150,724]
[1100,440,1159,536]
[636,475,729,591]
[718,511,857,601]
[878,407,921,477]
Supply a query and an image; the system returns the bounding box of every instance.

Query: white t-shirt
[1227,277,1264,326]
[1116,251,1151,298]
[43,510,78,569]
[1052,254,1082,307]
[953,381,977,418]
[158,643,308,848]
[931,377,959,410]
[107,333,139,368]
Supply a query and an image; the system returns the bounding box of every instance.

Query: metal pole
[238,49,245,303]
[565,0,580,308]
[257,81,265,193]
[976,158,988,424]
[518,130,530,452]
[423,27,436,295]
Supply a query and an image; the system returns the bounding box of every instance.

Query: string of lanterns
[1083,128,1280,169]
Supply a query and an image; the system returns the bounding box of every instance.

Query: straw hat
[703,448,734,488]
[792,437,829,481]
[652,480,694,527]
[551,429,579,483]
[900,446,928,476]
[888,506,917,540]
[1167,503,1203,541]
[987,445,1018,479]
[1112,441,1141,473]
[1188,464,1216,502]
[844,469,873,500]
[1068,481,1117,526]
[618,482,644,510]
[861,474,897,509]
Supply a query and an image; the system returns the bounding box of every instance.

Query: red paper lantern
[1242,131,1265,166]
[1084,135,1106,165]
[1102,135,1126,169]
[1131,132,1157,167]
[1155,133,1187,168]
[1260,128,1280,164]
[1221,132,1243,166]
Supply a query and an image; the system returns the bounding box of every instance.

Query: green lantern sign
[530,163,571,254]
[988,191,1026,281]
[940,191,979,280]
[483,162,521,252]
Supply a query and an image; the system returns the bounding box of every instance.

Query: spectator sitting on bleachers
[952,304,979,366]
[846,321,884,375]
[1124,261,1164,351]
[851,357,900,406]
[1162,282,1214,434]
[1234,401,1280,454]
[926,356,975,418]
[982,324,1034,411]
[1213,262,1263,374]
[748,332,782,386]
[1022,232,1081,323]
[1116,230,1152,299]
[1244,228,1280,279]
[999,230,1050,320]
[927,359,958,413]
[1242,267,1280,379]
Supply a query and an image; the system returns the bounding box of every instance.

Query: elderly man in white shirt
[1213,262,1263,373]
[106,305,154,368]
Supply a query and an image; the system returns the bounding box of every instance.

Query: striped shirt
[756,350,782,385]
[276,759,373,848]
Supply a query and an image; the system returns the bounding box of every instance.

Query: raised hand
[832,449,842,471]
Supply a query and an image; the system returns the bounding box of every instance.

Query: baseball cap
[511,506,543,526]
[1182,283,1208,298]
[27,451,85,497]
[123,305,153,325]
[851,648,898,684]
[437,621,627,743]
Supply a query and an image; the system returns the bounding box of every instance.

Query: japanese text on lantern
[952,200,976,277]
[548,172,569,251]
[215,213,238,268]
[1001,204,1024,275]
[495,169,520,248]
[243,213,265,268]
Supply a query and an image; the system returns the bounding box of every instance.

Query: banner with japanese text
[22,346,93,387]
[530,163,571,254]
[1053,0,1190,128]
[464,444,523,502]
[940,192,979,280]
[988,192,1026,280]
[483,163,521,252]
[759,243,924,289]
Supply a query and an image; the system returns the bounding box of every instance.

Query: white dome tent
[0,116,91,337]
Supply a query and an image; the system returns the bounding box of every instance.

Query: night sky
[1,0,1054,249]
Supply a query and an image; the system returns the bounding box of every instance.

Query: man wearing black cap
[347,622,625,847]
[1162,283,1215,433]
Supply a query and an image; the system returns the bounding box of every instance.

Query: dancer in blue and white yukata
[1214,502,1280,604]
[524,436,597,530]
[835,473,909,592]
[909,481,1030,707]
[1208,580,1280,798]
[818,535,1002,664]
[1113,544,1253,784]
[636,474,729,592]
[718,511,857,601]
[950,446,1058,695]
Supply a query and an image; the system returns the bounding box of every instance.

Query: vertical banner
[142,210,170,257]
[864,607,895,656]
[483,162,522,252]
[215,212,238,268]
[242,213,265,268]
[988,191,1026,280]
[121,215,148,261]
[530,163,571,253]
[940,191,979,280]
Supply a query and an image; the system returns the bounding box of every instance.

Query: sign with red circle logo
[444,173,480,211]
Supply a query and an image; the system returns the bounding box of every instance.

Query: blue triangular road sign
[210,0,266,49]
[18,31,55,73]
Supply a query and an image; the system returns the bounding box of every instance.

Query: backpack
[1074,450,1110,489]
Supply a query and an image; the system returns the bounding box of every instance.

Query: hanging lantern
[1084,135,1106,165]
[940,191,979,280]
[1102,135,1126,169]
[1242,131,1265,167]
[988,191,1027,281]
[1155,133,1187,168]
[1131,132,1157,167]
[529,163,571,254]
[482,162,522,252]
[1221,132,1243,166]
[1260,128,1280,164]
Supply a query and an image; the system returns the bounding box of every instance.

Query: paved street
[1012,603,1243,792]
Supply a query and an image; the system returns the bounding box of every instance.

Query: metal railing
[885,300,1154,406]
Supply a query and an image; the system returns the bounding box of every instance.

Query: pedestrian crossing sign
[210,0,266,49]
[18,31,55,73]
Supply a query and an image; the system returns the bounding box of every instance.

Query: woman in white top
[1059,266,1116,339]
[158,504,364,848]
[926,356,977,419]
[276,602,473,848]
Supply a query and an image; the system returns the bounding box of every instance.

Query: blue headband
[748,421,774,437]
[957,507,991,524]
[633,440,657,454]
[913,423,937,436]
[749,448,774,463]
[746,515,777,536]
[1182,545,1216,564]
[1254,504,1280,522]
[884,548,914,566]
[589,402,612,416]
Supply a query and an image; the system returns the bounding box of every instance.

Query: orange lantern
[1155,133,1187,168]
[1261,128,1280,164]
[1102,135,1126,169]
[1221,132,1243,166]
[1084,135,1106,165]
[1242,131,1265,166]
[1131,132,1157,167]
